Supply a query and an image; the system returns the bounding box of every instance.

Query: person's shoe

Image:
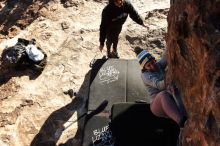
[107,53,112,58]
[111,51,119,58]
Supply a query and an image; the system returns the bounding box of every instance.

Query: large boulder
[166,0,220,145]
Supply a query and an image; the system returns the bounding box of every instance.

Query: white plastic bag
[25,44,44,62]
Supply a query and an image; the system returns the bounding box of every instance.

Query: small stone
[61,22,69,30]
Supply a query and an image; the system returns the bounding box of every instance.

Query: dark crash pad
[82,59,148,146]
[110,103,180,146]
[88,59,147,112]
[82,59,180,146]
[82,114,114,146]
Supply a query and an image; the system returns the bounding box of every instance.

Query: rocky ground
[0,0,170,146]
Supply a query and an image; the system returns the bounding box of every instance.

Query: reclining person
[135,47,186,128]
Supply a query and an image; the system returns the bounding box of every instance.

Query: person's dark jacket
[99,0,144,46]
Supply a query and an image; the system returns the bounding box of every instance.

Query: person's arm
[125,1,144,25]
[158,50,167,70]
[99,8,108,47]
[141,72,165,90]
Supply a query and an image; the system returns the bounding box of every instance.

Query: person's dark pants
[106,26,122,57]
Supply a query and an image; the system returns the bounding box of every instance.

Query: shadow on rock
[0,0,50,36]
[0,67,44,86]
[30,70,92,146]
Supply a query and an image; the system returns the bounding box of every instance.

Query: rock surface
[0,0,169,146]
[167,0,220,145]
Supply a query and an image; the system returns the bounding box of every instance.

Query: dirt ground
[0,0,170,145]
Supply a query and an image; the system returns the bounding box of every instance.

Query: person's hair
[109,0,117,4]
[109,0,124,5]
[109,0,114,4]
[141,68,146,73]
[141,59,155,73]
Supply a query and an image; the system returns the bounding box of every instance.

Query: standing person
[134,47,187,128]
[99,0,147,58]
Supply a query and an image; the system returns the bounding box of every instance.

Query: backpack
[1,38,47,72]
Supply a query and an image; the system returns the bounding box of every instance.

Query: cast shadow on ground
[0,56,47,86]
[30,70,92,146]
[30,57,107,146]
[0,67,44,86]
[58,57,108,146]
